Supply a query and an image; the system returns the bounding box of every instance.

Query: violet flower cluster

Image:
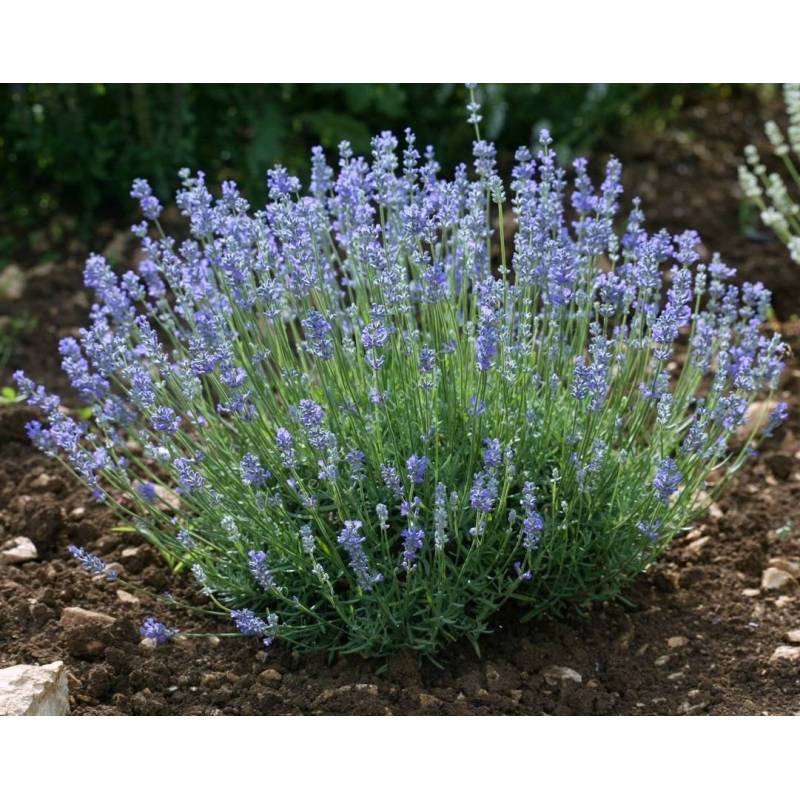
[16,89,788,655]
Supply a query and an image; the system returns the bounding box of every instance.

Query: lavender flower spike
[338,520,383,591]
[67,544,118,581]
[406,454,429,485]
[653,458,682,504]
[140,617,176,644]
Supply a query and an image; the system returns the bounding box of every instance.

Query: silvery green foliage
[739,83,800,265]
[16,96,788,655]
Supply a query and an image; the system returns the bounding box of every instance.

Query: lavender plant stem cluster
[16,86,788,656]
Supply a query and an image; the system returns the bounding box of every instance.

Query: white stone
[686,536,711,556]
[784,629,800,644]
[542,665,582,685]
[768,558,800,578]
[668,636,689,649]
[770,645,800,664]
[0,536,38,565]
[0,661,69,715]
[761,567,797,593]
[30,473,51,489]
[116,589,140,605]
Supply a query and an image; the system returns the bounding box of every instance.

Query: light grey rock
[542,665,582,685]
[667,636,689,649]
[761,567,797,593]
[768,558,800,578]
[0,536,38,565]
[0,661,69,715]
[686,536,710,557]
[770,645,800,664]
[115,589,140,605]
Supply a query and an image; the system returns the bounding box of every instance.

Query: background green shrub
[0,83,691,263]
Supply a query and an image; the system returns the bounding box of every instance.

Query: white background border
[2,1,798,794]
[2,1,799,81]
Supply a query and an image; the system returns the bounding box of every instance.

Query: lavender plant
[15,89,788,656]
[739,83,800,264]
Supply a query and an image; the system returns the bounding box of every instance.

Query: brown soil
[2,86,800,715]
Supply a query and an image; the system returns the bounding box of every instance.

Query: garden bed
[1,87,799,715]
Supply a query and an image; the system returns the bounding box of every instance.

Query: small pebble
[542,665,582,685]
[258,669,283,686]
[686,537,710,556]
[418,692,442,708]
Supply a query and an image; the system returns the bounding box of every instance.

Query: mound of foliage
[16,90,787,655]
[0,83,685,262]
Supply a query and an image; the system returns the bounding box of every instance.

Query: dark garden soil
[2,86,800,715]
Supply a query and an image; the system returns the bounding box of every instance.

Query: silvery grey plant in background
[739,83,800,264]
